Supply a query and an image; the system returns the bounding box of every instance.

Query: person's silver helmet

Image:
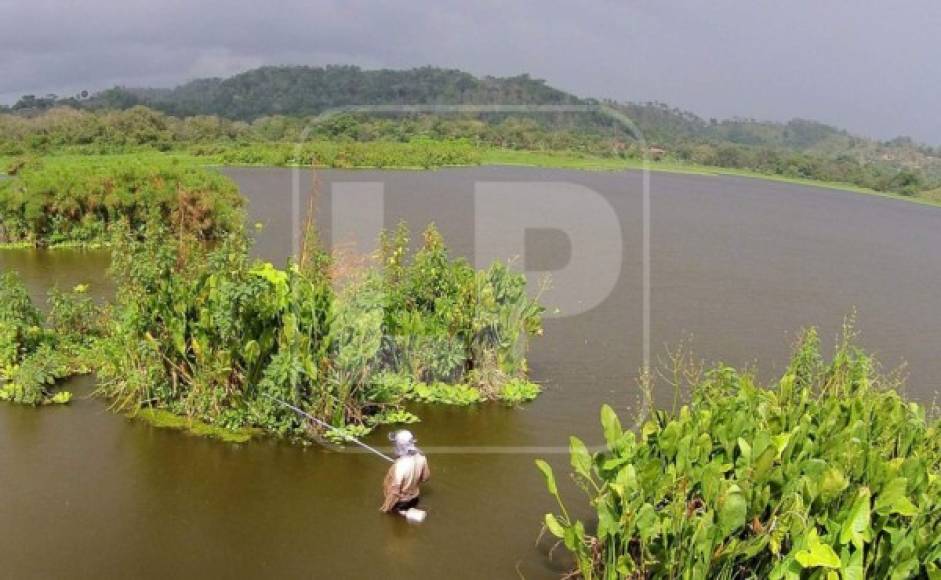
[389,430,418,456]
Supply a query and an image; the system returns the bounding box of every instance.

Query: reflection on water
[3,167,941,578]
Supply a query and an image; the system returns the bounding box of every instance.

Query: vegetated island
[0,160,545,443]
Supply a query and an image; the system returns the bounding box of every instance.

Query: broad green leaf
[640,420,658,441]
[773,432,791,456]
[821,467,850,500]
[718,485,748,537]
[841,548,864,580]
[596,502,618,539]
[839,487,871,549]
[569,436,592,480]
[753,445,777,480]
[635,503,660,542]
[795,530,841,569]
[890,558,920,580]
[563,521,587,552]
[614,464,637,498]
[544,513,565,538]
[875,478,917,517]
[535,459,558,497]
[600,404,622,448]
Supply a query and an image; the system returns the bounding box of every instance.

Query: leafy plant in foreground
[539,328,941,579]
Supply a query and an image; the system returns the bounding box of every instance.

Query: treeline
[0,105,617,157]
[613,101,941,195]
[668,140,929,195]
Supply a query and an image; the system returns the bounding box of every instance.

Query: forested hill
[84,66,582,120]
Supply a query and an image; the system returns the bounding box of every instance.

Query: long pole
[261,394,395,463]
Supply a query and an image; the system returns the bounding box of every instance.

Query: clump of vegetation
[188,140,481,169]
[0,156,243,247]
[538,327,941,578]
[94,219,544,440]
[0,272,100,404]
[133,408,258,443]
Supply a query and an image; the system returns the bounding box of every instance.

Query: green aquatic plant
[0,272,98,404]
[407,382,485,405]
[0,271,42,370]
[0,156,243,246]
[133,408,257,443]
[538,328,941,579]
[497,378,541,405]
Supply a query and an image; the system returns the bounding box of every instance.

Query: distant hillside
[85,65,582,120]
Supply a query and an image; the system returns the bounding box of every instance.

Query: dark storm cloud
[1,0,938,143]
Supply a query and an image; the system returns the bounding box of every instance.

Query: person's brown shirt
[380,454,430,512]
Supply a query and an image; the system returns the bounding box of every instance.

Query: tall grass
[0,156,243,246]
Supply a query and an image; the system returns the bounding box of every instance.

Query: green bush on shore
[538,327,941,579]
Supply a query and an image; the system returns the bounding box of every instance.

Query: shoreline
[4,150,940,209]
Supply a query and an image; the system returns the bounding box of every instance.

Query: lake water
[3,167,941,578]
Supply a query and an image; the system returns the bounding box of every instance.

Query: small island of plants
[0,159,545,443]
[0,156,244,247]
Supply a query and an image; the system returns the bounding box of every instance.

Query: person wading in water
[381,430,431,516]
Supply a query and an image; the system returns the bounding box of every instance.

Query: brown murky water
[3,167,941,579]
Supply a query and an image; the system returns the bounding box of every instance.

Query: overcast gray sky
[2,0,938,144]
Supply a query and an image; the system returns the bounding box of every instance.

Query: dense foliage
[539,329,941,578]
[94,221,543,439]
[0,272,99,404]
[0,157,244,246]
